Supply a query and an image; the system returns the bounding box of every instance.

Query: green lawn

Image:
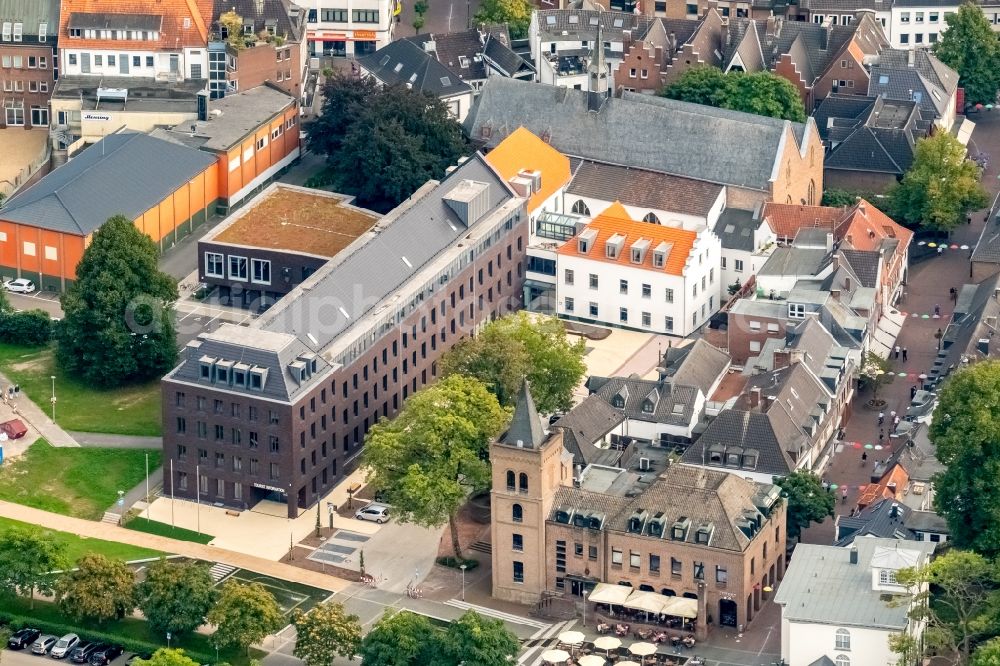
[0,596,260,665]
[126,517,213,544]
[0,440,162,519]
[0,515,162,562]
[0,342,162,436]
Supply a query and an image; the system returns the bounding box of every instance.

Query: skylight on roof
[724,224,736,233]
[569,14,579,23]
[589,16,599,25]
[878,74,889,84]
[741,228,751,236]
[613,18,624,27]
[546,15,556,24]
[409,72,417,82]
[393,62,403,72]
[380,55,390,67]
[440,76,451,85]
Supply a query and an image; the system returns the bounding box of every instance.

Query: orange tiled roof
[598,201,631,219]
[485,126,571,214]
[838,199,913,254]
[762,202,841,240]
[556,209,698,277]
[857,464,910,508]
[59,0,213,51]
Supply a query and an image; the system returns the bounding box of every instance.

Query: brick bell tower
[490,381,573,605]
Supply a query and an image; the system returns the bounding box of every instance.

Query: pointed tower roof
[501,381,547,448]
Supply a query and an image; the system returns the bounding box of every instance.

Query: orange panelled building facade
[0,86,300,291]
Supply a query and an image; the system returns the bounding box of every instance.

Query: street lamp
[49,375,56,421]
[460,563,467,601]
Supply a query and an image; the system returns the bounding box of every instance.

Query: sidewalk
[0,498,349,592]
[68,432,161,448]
[0,369,79,447]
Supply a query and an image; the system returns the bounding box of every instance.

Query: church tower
[490,382,573,604]
[588,22,610,97]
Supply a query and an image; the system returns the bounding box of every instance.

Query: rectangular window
[228,255,248,281]
[642,311,650,327]
[665,288,674,303]
[269,463,280,480]
[564,297,574,312]
[564,268,574,285]
[716,565,728,584]
[642,283,651,298]
[1,22,10,41]
[512,561,524,583]
[589,274,598,289]
[588,545,598,560]
[629,551,640,568]
[176,417,186,434]
[321,8,348,21]
[734,259,744,272]
[664,316,674,332]
[611,548,623,565]
[94,55,102,66]
[650,554,660,572]
[693,561,705,580]
[512,533,523,551]
[619,307,628,323]
[671,557,681,576]
[22,241,34,256]
[205,252,224,278]
[619,279,628,295]
[251,258,271,284]
[589,302,598,317]
[352,9,379,22]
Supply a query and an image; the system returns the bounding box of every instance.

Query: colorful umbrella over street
[864,444,874,449]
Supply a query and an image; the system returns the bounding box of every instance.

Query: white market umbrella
[629,642,658,657]
[593,636,621,652]
[558,630,586,645]
[578,656,606,666]
[541,648,571,664]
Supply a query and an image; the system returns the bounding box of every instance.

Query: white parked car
[355,503,390,524]
[4,278,35,293]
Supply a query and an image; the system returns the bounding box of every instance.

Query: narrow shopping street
[802,111,1000,544]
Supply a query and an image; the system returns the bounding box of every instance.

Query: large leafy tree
[362,374,508,559]
[207,581,283,654]
[55,553,135,624]
[440,312,586,413]
[0,527,67,608]
[136,559,217,636]
[292,601,362,665]
[132,648,200,666]
[932,362,1000,556]
[474,0,532,38]
[893,550,1000,664]
[934,2,1000,106]
[662,67,806,122]
[308,76,466,210]
[440,611,519,666]
[56,215,178,387]
[891,131,988,232]
[973,637,1000,666]
[773,471,835,541]
[358,611,441,666]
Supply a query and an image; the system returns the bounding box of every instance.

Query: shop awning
[622,590,668,613]
[954,117,976,146]
[870,308,906,358]
[588,582,633,605]
[661,596,698,619]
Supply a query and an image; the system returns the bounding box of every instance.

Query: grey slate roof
[816,94,927,175]
[758,247,830,277]
[714,208,759,252]
[464,78,812,191]
[835,497,914,546]
[407,30,488,81]
[68,12,162,31]
[839,248,881,288]
[586,376,701,427]
[535,8,651,42]
[258,155,514,352]
[936,273,1000,382]
[869,49,959,123]
[551,465,774,553]
[502,382,548,448]
[774,537,936,629]
[552,394,626,466]
[566,158,724,218]
[904,510,949,534]
[162,84,296,152]
[682,409,795,477]
[481,32,533,76]
[212,0,305,41]
[358,39,473,98]
[663,339,731,395]
[0,0,60,35]
[0,132,216,236]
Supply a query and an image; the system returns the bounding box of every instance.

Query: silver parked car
[49,634,79,659]
[355,503,390,524]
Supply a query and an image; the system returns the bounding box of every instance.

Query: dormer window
[630,238,649,264]
[642,400,654,414]
[672,517,690,540]
[653,252,664,268]
[612,395,625,408]
[216,367,229,384]
[606,233,626,259]
[695,524,714,544]
[742,452,758,469]
[643,212,659,224]
[607,243,618,258]
[578,228,597,253]
[878,569,899,586]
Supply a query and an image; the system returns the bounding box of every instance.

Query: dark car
[9,628,41,650]
[123,653,151,666]
[89,645,123,666]
[69,642,98,663]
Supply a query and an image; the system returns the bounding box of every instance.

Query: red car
[0,418,27,439]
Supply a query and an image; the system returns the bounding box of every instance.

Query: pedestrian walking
[879,430,884,444]
[890,410,897,420]
[911,385,918,399]
[934,304,941,317]
[950,287,957,302]
[937,246,943,256]
[894,345,900,359]
[842,486,849,504]
[902,347,908,362]
[893,415,901,431]
[878,411,885,426]
[861,451,868,465]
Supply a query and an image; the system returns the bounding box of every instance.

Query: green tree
[973,637,1000,666]
[207,581,283,654]
[821,189,880,208]
[890,131,988,232]
[893,550,1000,664]
[358,611,441,666]
[132,648,200,666]
[934,2,1000,106]
[474,0,532,38]
[219,11,246,51]
[773,470,835,541]
[860,351,892,405]
[308,77,466,210]
[440,611,519,666]
[932,362,1000,556]
[55,553,135,624]
[0,527,67,608]
[56,215,178,387]
[440,311,586,413]
[662,67,806,122]
[0,627,11,665]
[412,15,425,33]
[136,559,217,636]
[292,601,362,665]
[362,374,508,559]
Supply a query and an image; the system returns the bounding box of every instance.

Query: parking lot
[2,642,134,666]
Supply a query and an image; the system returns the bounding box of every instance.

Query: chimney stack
[748,387,762,409]
[907,48,915,67]
[849,547,858,564]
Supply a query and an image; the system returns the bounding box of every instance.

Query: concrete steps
[209,562,237,583]
[469,541,492,555]
[101,512,120,525]
[444,599,550,630]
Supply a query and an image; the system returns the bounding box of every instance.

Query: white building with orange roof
[556,204,722,337]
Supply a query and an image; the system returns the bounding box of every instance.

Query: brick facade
[227,41,303,99]
[770,122,824,206]
[0,43,56,129]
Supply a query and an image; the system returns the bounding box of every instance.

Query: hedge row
[0,610,213,663]
[0,310,52,346]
